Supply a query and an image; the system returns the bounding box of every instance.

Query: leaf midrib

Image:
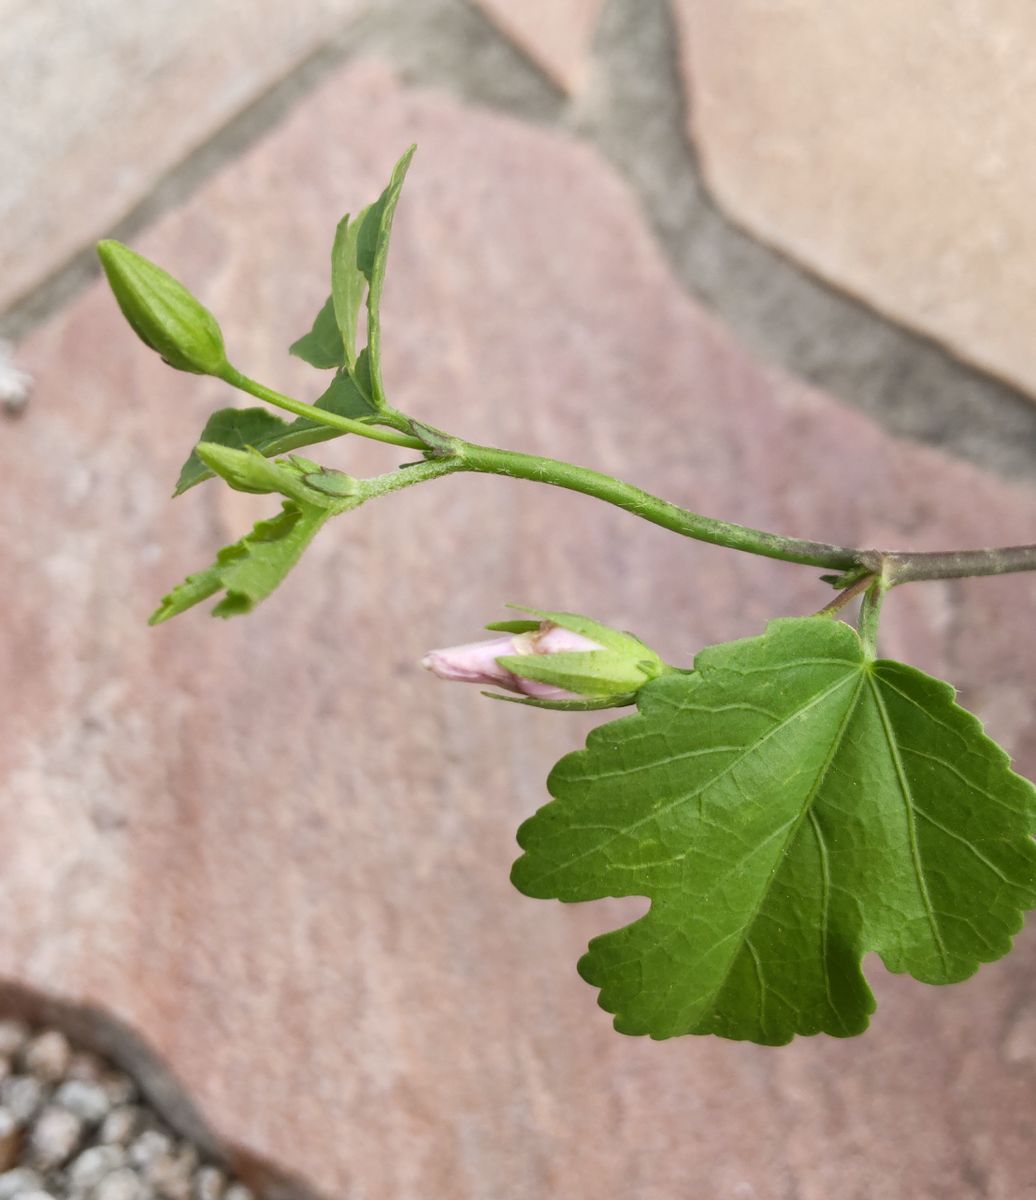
[667,670,866,1036]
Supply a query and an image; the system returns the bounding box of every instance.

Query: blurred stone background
[2,2,1036,1198]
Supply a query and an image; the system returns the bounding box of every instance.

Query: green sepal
[506,605,667,674]
[495,650,659,698]
[484,619,541,634]
[481,690,637,712]
[97,240,227,375]
[193,444,341,508]
[300,467,359,498]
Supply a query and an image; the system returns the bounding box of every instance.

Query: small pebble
[0,1026,255,1200]
[222,1187,254,1200]
[128,1131,172,1170]
[192,1165,225,1200]
[1,1078,44,1126]
[0,1167,43,1200]
[66,1052,104,1084]
[68,1143,127,1188]
[100,1106,142,1146]
[95,1167,146,1200]
[22,1034,71,1085]
[28,1105,82,1168]
[0,1025,29,1061]
[54,1079,111,1124]
[101,1073,137,1109]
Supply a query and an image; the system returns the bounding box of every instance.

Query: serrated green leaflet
[174,373,379,495]
[150,498,332,623]
[512,617,1036,1044]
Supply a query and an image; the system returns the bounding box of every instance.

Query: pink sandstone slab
[673,0,1036,400]
[3,58,1036,1200]
[470,0,605,92]
[0,0,364,312]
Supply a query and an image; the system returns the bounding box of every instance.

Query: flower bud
[422,608,668,708]
[96,240,227,376]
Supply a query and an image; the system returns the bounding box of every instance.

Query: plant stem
[212,373,1036,587]
[220,365,426,451]
[456,443,861,570]
[874,545,1036,586]
[858,581,886,660]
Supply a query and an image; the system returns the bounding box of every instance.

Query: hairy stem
[874,545,1036,585]
[211,375,1036,586]
[456,443,861,570]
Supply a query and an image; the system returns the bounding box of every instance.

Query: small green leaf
[354,147,416,408]
[97,240,227,375]
[289,295,344,369]
[331,208,369,370]
[174,373,380,495]
[512,617,1036,1044]
[174,408,291,495]
[150,498,332,624]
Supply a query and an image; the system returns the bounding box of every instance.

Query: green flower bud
[97,240,227,376]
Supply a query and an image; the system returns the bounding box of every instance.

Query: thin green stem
[456,442,860,571]
[213,371,1036,587]
[858,581,887,660]
[219,365,426,451]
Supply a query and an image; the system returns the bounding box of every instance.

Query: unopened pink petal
[421,634,520,690]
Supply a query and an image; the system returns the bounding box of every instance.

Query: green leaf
[354,146,416,408]
[150,498,332,623]
[289,295,345,369]
[287,148,415,410]
[174,372,380,495]
[512,617,1036,1044]
[174,408,292,495]
[331,208,369,370]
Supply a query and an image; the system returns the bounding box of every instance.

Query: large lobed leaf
[512,617,1036,1044]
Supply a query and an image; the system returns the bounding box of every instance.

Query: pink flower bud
[421,623,604,700]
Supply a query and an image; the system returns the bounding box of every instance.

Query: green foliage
[174,372,380,495]
[512,617,1036,1043]
[289,296,344,369]
[150,500,332,623]
[151,452,356,623]
[97,241,227,376]
[289,145,415,411]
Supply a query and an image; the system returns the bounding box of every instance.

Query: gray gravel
[0,1021,254,1200]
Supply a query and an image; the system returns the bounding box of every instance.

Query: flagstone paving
[3,57,1036,1200]
[674,0,1036,400]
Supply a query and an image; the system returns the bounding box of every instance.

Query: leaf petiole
[217,364,426,451]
